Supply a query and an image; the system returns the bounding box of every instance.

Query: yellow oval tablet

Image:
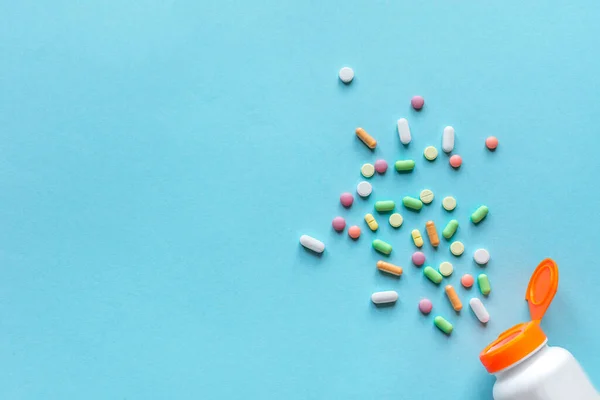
[389,213,403,228]
[411,229,424,248]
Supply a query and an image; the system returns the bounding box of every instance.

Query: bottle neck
[494,341,549,378]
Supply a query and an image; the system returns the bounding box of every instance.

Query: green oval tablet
[434,316,453,335]
[442,219,459,239]
[402,196,423,211]
[424,266,442,284]
[372,239,392,255]
[471,205,489,224]
[374,200,395,212]
[394,160,415,172]
[478,274,491,296]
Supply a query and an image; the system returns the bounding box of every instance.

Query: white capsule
[442,126,455,153]
[474,248,490,265]
[469,298,490,323]
[397,118,411,145]
[300,235,325,254]
[371,290,398,304]
[356,181,372,198]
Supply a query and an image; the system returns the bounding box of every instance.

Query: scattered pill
[442,196,457,211]
[412,251,426,266]
[332,217,346,232]
[425,221,440,247]
[371,290,398,305]
[424,266,443,284]
[449,155,462,168]
[394,160,415,172]
[424,146,438,161]
[419,299,433,314]
[356,128,377,149]
[485,136,498,150]
[361,163,375,178]
[397,118,412,145]
[411,229,424,248]
[461,274,475,288]
[377,261,403,276]
[442,126,455,153]
[403,196,423,211]
[374,159,388,174]
[434,316,453,335]
[411,96,425,110]
[445,285,463,311]
[442,219,459,239]
[439,261,453,277]
[364,214,379,231]
[372,239,392,255]
[469,298,490,323]
[478,274,491,296]
[300,235,325,254]
[348,225,361,239]
[471,205,489,224]
[338,67,355,83]
[375,200,395,212]
[420,189,434,204]
[450,241,465,256]
[474,248,490,265]
[356,181,372,198]
[389,213,403,228]
[340,192,354,207]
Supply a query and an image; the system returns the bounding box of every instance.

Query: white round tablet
[356,181,372,197]
[338,67,354,83]
[439,261,454,277]
[474,248,490,265]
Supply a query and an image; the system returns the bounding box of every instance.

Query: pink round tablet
[461,274,475,288]
[411,95,425,111]
[340,192,354,207]
[374,159,388,174]
[348,225,361,239]
[332,216,346,232]
[419,299,433,314]
[486,136,499,150]
[449,155,462,168]
[412,251,426,266]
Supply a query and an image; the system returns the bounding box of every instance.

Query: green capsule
[424,266,443,284]
[478,274,491,296]
[374,200,395,212]
[372,239,392,255]
[442,219,459,239]
[402,196,423,211]
[394,160,415,172]
[471,205,489,224]
[434,316,453,335]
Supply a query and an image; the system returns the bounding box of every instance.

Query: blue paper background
[2,1,600,399]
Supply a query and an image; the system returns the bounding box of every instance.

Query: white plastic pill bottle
[480,259,600,400]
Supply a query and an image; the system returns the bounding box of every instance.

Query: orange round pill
[486,136,499,150]
[348,225,361,240]
[461,273,474,288]
[449,154,462,168]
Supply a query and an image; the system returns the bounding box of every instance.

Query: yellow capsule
[411,229,424,248]
[364,213,379,231]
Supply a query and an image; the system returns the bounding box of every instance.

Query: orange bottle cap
[480,258,559,374]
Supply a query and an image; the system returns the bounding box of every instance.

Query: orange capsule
[445,285,463,311]
[376,261,403,276]
[356,127,377,149]
[425,220,440,247]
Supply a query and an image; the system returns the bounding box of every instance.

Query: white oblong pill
[300,235,325,253]
[356,181,372,197]
[339,67,354,83]
[397,118,411,145]
[442,126,455,153]
[371,290,398,304]
[474,248,490,265]
[469,298,490,323]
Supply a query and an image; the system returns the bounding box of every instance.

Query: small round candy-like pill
[389,213,403,228]
[412,251,425,266]
[438,261,453,277]
[485,136,498,150]
[300,235,325,254]
[356,181,372,198]
[397,118,412,145]
[348,225,361,239]
[424,266,443,284]
[374,200,395,212]
[364,213,379,231]
[434,316,453,335]
[474,248,490,265]
[450,241,464,256]
[403,196,423,211]
[332,217,346,232]
[423,146,438,161]
[411,229,424,248]
[442,126,455,153]
[442,196,457,211]
[419,298,433,314]
[377,261,403,276]
[356,127,377,150]
[338,67,354,83]
[445,285,463,311]
[449,155,462,168]
[420,189,434,204]
[372,239,392,255]
[340,192,354,207]
[471,205,489,224]
[394,159,415,172]
[371,290,398,305]
[442,219,459,240]
[478,274,491,296]
[469,298,490,323]
[411,95,425,110]
[425,221,440,247]
[361,163,375,178]
[374,159,388,174]
[461,274,474,288]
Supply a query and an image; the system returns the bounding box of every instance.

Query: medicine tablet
[442,219,459,240]
[445,285,463,311]
[377,261,403,276]
[449,155,462,168]
[419,299,433,314]
[423,146,438,161]
[361,163,375,178]
[371,290,398,305]
[450,241,464,256]
[332,217,346,232]
[469,298,490,323]
[442,126,455,153]
[420,189,434,204]
[348,225,361,239]
[478,274,491,296]
[340,192,354,207]
[425,221,440,247]
[374,200,395,212]
[474,248,490,265]
[471,205,489,224]
[374,159,388,174]
[411,96,425,111]
[411,229,424,248]
[389,213,403,228]
[485,136,498,150]
[439,261,453,277]
[364,213,379,231]
[300,235,325,254]
[394,160,415,172]
[461,274,474,288]
[356,181,372,198]
[403,196,423,211]
[412,251,425,266]
[424,266,443,284]
[442,196,457,211]
[338,67,354,83]
[356,128,377,149]
[434,316,453,335]
[372,239,392,255]
[397,118,412,145]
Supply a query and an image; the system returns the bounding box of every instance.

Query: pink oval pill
[411,95,425,111]
[332,216,346,232]
[486,136,499,150]
[374,159,388,174]
[412,251,426,266]
[419,298,433,314]
[461,274,474,288]
[449,155,462,168]
[340,192,354,207]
